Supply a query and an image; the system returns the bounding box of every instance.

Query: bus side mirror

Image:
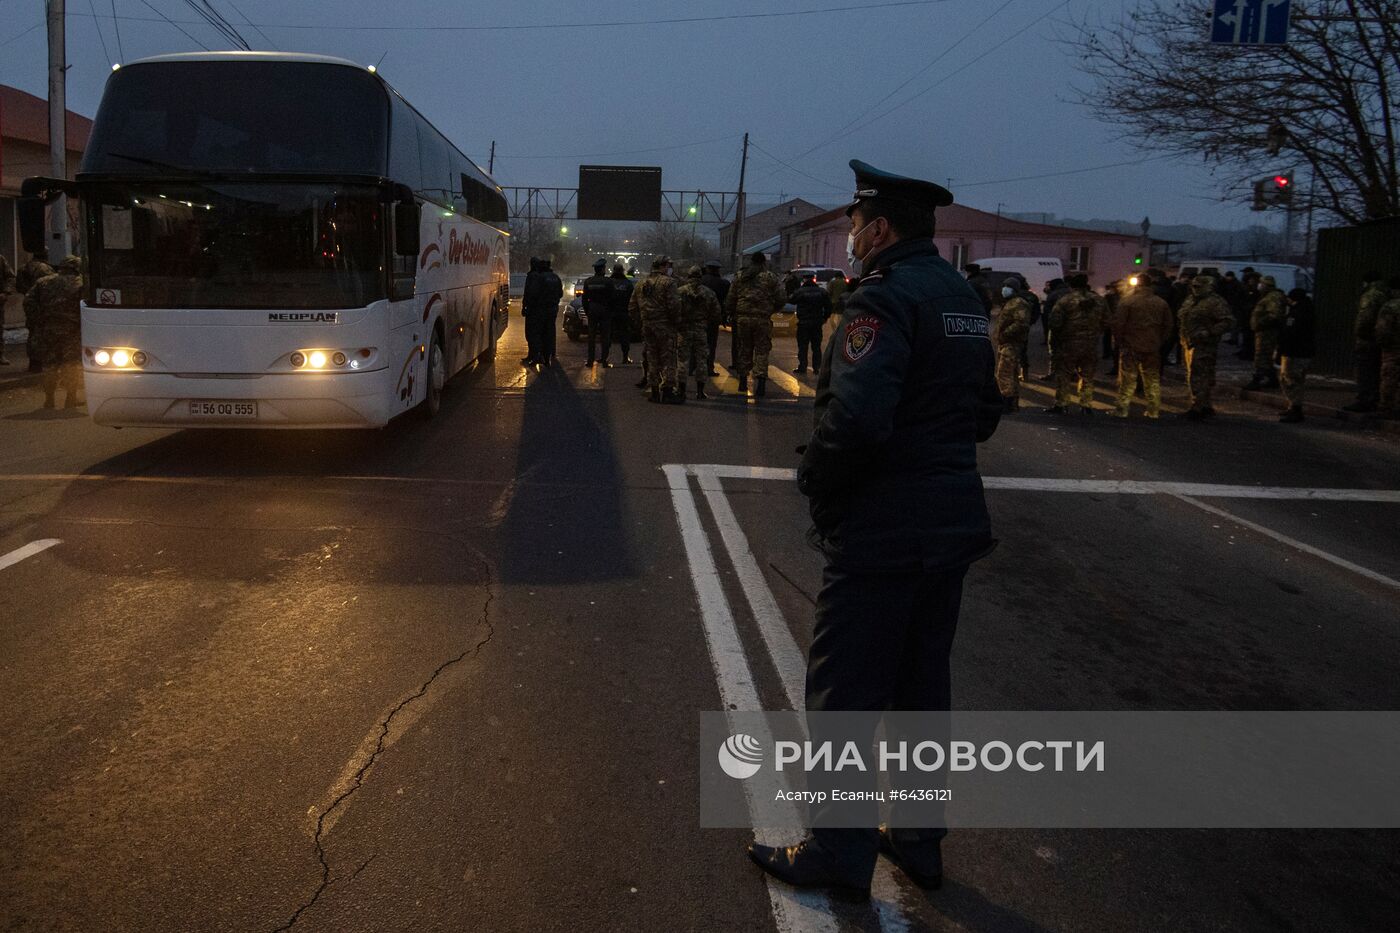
[395,201,421,258]
[18,197,47,256]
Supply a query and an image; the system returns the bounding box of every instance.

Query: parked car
[971,257,1065,296]
[783,265,849,297]
[1176,259,1313,293]
[562,295,588,342]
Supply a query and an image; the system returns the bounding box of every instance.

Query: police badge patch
[843,315,881,363]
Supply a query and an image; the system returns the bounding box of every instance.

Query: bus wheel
[422,333,445,419]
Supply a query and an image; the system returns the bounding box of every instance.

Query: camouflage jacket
[677,281,722,334]
[1110,290,1174,357]
[26,269,84,364]
[16,260,53,295]
[628,272,681,328]
[992,296,1031,347]
[1178,292,1234,349]
[1375,295,1400,353]
[1250,288,1287,332]
[1048,288,1106,345]
[724,267,785,322]
[1355,283,1389,345]
[0,255,14,295]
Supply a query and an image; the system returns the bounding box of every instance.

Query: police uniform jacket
[581,273,615,317]
[797,238,1001,574]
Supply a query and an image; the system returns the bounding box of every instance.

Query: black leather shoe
[878,828,943,890]
[747,840,871,902]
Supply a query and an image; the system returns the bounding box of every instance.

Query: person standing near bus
[521,257,562,367]
[700,260,729,375]
[27,256,85,409]
[606,264,634,366]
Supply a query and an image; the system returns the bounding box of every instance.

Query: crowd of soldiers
[986,264,1331,423]
[0,252,84,408]
[1348,271,1400,418]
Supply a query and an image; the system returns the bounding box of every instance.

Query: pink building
[780,204,1167,288]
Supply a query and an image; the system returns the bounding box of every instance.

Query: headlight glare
[94,350,111,366]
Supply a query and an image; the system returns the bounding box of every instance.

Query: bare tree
[1071,0,1399,224]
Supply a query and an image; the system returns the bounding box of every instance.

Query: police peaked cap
[593,258,607,268]
[845,159,954,217]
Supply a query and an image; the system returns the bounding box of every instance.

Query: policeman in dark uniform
[700,259,730,375]
[581,258,615,367]
[748,160,1002,900]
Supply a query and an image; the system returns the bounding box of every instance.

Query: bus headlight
[288,348,376,371]
[87,346,147,369]
[309,351,328,369]
[332,351,347,367]
[290,351,306,368]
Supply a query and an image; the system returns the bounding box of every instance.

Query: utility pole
[47,0,71,262]
[488,140,495,175]
[992,202,1004,255]
[730,132,748,272]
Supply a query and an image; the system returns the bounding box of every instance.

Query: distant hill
[1007,213,1283,259]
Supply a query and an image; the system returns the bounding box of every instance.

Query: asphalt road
[2,315,1398,932]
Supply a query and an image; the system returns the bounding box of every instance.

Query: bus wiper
[106,152,220,177]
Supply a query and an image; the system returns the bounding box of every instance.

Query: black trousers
[730,322,740,368]
[523,310,543,360]
[806,562,967,874]
[587,312,611,363]
[1356,344,1381,406]
[706,321,720,371]
[605,315,630,361]
[796,321,823,369]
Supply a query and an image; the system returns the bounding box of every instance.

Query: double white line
[664,464,916,933]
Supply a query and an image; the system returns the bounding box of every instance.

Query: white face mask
[1001,286,1016,298]
[845,219,879,270]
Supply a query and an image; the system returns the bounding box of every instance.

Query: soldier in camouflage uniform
[1109,279,1173,419]
[1245,275,1285,389]
[1045,273,1106,414]
[15,258,54,372]
[628,256,683,403]
[1374,277,1400,418]
[26,255,85,409]
[1177,274,1235,421]
[992,282,1031,412]
[1344,272,1388,413]
[678,266,722,400]
[723,251,786,397]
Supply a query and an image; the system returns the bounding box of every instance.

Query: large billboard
[578,165,662,221]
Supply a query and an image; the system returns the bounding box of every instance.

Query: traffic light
[1252,172,1294,210]
[1134,253,1144,266]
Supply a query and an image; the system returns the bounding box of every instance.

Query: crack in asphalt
[272,545,496,932]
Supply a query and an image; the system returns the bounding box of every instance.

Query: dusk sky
[0,0,1267,230]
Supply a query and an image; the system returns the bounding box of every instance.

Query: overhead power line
[77,0,961,33]
[136,0,210,50]
[110,0,125,60]
[957,153,1178,188]
[748,141,847,191]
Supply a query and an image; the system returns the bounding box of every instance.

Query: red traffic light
[1273,175,1291,188]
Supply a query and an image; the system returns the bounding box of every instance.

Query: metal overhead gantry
[501,188,741,224]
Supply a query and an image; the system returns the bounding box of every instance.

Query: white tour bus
[21,52,509,428]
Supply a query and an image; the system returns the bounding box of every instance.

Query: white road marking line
[692,466,808,711]
[661,465,840,933]
[1174,495,1400,591]
[0,539,61,572]
[691,466,914,933]
[702,467,1400,503]
[766,366,817,399]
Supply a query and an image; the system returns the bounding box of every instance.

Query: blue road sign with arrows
[1211,0,1292,45]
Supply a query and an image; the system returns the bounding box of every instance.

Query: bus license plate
[188,400,257,419]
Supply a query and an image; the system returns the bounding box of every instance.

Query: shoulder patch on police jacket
[942,313,990,339]
[843,314,882,363]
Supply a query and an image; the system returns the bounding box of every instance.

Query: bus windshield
[82,61,389,176]
[85,182,387,310]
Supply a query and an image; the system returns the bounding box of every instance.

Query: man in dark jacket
[963,263,993,313]
[521,258,562,365]
[790,274,832,374]
[748,160,1001,901]
[581,258,615,367]
[1277,288,1317,423]
[700,260,730,375]
[606,265,634,365]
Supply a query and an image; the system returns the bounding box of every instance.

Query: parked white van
[971,257,1065,295]
[1176,260,1314,293]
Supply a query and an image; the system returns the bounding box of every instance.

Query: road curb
[1237,387,1400,435]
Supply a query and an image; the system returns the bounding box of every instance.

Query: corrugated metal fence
[1313,217,1400,377]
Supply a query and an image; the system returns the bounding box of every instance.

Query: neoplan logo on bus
[268,312,339,323]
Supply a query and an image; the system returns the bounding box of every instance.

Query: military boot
[648,387,661,404]
[1263,373,1280,389]
[635,375,648,389]
[737,374,748,394]
[695,379,709,400]
[1243,374,1266,390]
[1279,405,1304,423]
[677,382,687,401]
[755,377,767,398]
